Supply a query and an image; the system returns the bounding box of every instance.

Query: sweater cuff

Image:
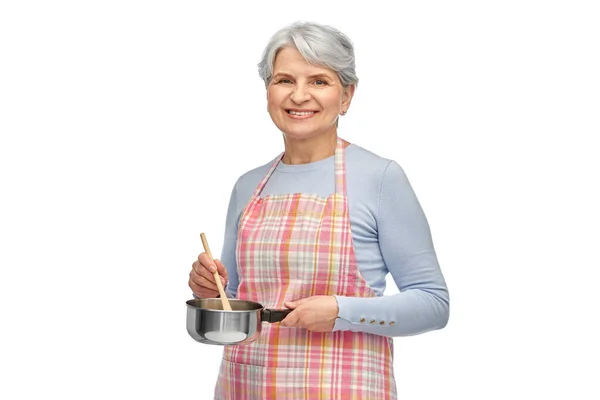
[333,295,394,331]
[333,295,362,331]
[333,316,356,332]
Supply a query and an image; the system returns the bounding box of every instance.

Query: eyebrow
[273,72,334,80]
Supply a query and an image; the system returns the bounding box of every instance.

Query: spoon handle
[200,232,232,311]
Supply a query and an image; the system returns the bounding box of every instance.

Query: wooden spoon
[200,232,232,311]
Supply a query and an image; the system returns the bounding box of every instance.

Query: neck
[281,132,339,165]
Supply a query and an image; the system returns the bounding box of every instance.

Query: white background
[1,1,598,399]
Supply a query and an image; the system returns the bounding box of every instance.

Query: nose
[290,85,310,104]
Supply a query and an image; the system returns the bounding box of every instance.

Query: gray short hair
[258,21,358,88]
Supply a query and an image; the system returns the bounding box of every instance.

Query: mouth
[286,109,318,119]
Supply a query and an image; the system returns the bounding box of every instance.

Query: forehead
[273,47,337,78]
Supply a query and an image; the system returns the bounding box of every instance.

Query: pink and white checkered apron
[215,138,397,399]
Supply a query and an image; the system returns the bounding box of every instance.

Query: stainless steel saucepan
[186,298,291,345]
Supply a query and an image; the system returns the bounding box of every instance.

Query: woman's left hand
[281,295,339,332]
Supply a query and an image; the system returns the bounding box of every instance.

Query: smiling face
[267,47,354,141]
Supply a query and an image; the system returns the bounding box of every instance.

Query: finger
[285,297,309,309]
[195,263,218,285]
[194,268,226,288]
[215,260,229,287]
[281,310,300,327]
[198,253,217,273]
[191,261,202,277]
[214,259,228,281]
[189,277,219,299]
[194,255,219,283]
[189,275,212,295]
[189,276,203,294]
[190,271,216,290]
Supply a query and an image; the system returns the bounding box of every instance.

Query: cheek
[318,91,343,109]
[267,100,279,118]
[267,87,284,106]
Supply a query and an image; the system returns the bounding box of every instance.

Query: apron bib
[215,139,397,399]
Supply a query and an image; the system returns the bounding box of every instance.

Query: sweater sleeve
[333,161,449,336]
[220,182,240,298]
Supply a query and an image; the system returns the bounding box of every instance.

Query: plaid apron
[215,138,397,399]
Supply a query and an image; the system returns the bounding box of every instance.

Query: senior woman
[189,21,449,399]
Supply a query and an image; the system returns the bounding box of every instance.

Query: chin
[280,123,335,141]
[282,129,322,141]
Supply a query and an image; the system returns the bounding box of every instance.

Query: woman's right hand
[188,252,229,299]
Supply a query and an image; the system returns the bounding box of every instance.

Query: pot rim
[186,298,264,312]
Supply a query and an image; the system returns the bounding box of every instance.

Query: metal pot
[186,298,291,346]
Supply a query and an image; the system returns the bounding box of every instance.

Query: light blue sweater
[220,143,449,336]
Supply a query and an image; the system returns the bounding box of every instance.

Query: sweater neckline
[275,144,356,173]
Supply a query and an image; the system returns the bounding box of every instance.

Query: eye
[314,79,328,86]
[277,79,293,84]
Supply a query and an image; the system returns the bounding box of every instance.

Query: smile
[286,110,318,119]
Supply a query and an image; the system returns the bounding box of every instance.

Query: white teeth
[288,110,315,116]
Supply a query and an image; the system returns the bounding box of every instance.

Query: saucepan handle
[261,309,292,323]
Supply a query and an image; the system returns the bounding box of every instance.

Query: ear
[342,83,356,109]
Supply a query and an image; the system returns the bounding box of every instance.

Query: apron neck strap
[333,137,346,194]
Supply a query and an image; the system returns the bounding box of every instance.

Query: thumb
[285,297,308,309]
[214,259,228,281]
